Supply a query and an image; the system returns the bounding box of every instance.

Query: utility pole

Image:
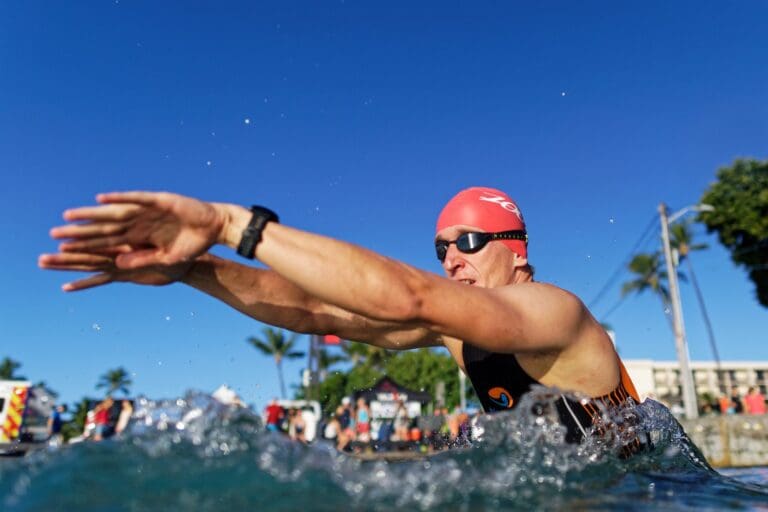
[306,334,320,400]
[659,203,699,419]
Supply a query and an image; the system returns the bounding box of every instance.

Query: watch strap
[236,206,279,259]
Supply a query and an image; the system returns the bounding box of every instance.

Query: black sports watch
[236,206,279,259]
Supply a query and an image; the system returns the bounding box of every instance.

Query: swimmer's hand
[49,191,227,269]
[38,246,194,292]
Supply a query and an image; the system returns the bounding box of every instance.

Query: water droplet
[664,307,671,314]
[210,131,216,137]
[264,97,269,103]
[165,315,171,321]
[158,361,163,366]
[315,206,320,212]
[271,152,276,157]
[205,161,212,167]
[189,311,195,317]
[586,254,591,260]
[609,218,615,224]
[280,113,285,118]
[92,323,101,331]
[244,118,251,125]
[561,91,566,97]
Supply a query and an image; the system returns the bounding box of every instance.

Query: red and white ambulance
[0,380,52,455]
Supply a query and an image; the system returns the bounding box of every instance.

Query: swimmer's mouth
[459,279,475,286]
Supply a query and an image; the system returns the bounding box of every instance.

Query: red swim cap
[436,187,527,258]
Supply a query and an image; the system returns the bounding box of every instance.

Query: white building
[624,359,768,404]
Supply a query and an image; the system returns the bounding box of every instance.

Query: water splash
[2,389,766,511]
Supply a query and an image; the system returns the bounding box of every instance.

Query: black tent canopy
[352,376,431,405]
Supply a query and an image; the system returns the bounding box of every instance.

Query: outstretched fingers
[38,252,114,272]
[50,222,127,240]
[96,191,169,206]
[63,204,143,223]
[62,273,114,292]
[59,235,130,253]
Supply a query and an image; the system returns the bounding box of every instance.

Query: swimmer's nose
[441,244,465,275]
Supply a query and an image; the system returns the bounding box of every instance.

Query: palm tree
[622,253,670,302]
[670,220,721,369]
[340,341,392,371]
[622,252,675,327]
[96,367,132,397]
[0,357,24,380]
[318,348,346,373]
[247,327,305,398]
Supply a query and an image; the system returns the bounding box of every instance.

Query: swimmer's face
[435,224,525,288]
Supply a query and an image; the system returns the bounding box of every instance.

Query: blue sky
[1,2,766,410]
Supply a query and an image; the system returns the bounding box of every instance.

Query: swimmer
[40,187,643,446]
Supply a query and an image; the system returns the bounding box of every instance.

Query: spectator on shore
[730,388,744,414]
[47,404,67,445]
[744,387,767,415]
[339,397,355,442]
[264,398,284,433]
[355,398,372,442]
[93,397,114,441]
[115,400,133,436]
[447,408,471,443]
[289,408,307,443]
[323,413,340,444]
[718,394,734,415]
[699,401,716,416]
[334,405,354,451]
[394,400,410,441]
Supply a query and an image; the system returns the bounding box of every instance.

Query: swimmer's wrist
[213,203,252,249]
[180,254,214,287]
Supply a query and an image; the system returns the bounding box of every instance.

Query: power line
[600,296,627,321]
[587,214,659,310]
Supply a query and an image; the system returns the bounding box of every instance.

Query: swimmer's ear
[512,252,528,268]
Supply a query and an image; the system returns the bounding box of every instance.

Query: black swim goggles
[435,230,528,262]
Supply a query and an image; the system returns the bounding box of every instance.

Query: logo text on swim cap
[478,194,523,222]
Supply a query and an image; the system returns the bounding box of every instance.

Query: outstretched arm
[39,249,440,350]
[182,254,441,349]
[49,191,586,354]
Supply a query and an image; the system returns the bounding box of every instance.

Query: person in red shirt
[744,387,767,415]
[93,397,114,441]
[264,398,285,432]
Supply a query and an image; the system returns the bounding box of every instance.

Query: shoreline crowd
[264,396,475,453]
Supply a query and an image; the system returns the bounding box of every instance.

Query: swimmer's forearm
[215,203,426,325]
[182,253,332,334]
[182,254,438,349]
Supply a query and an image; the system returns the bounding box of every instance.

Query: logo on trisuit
[488,387,514,409]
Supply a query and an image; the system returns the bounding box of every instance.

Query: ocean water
[1,388,767,512]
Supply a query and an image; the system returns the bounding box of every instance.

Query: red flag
[323,334,341,345]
